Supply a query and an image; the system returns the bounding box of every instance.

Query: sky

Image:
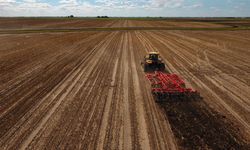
[0,0,250,17]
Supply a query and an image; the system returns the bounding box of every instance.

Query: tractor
[142,52,165,72]
[142,52,201,102]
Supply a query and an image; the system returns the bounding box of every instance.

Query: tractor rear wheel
[144,64,149,72]
[159,63,165,71]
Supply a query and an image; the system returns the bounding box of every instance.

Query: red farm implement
[146,71,200,102]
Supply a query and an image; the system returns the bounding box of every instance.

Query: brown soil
[0,18,116,29]
[161,98,248,149]
[0,18,227,30]
[0,26,249,149]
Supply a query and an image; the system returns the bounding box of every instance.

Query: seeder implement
[146,71,200,102]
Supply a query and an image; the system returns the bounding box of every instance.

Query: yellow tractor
[142,52,165,72]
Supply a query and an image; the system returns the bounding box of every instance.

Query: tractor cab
[148,52,159,61]
[145,52,159,62]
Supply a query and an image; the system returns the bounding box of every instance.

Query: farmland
[0,18,249,149]
[3,17,250,29]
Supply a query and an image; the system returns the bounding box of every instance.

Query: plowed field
[0,18,227,29]
[0,23,249,149]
